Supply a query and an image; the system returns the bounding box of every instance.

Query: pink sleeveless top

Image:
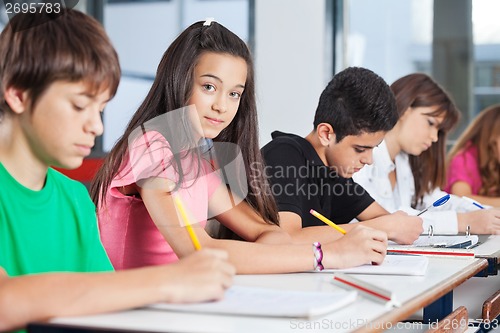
[98,131,220,269]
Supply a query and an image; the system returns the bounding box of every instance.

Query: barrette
[203,17,215,26]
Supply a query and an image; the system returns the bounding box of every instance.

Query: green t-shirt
[0,162,113,276]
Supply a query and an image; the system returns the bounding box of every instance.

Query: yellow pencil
[309,209,347,235]
[174,195,202,251]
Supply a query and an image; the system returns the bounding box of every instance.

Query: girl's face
[188,52,247,139]
[397,106,445,156]
[494,136,500,163]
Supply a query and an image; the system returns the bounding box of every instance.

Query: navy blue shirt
[261,131,374,227]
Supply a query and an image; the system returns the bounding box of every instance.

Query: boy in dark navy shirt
[262,67,423,245]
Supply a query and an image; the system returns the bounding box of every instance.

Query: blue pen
[417,194,450,216]
[462,196,485,209]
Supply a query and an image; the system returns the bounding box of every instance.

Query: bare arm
[279,201,421,245]
[448,182,500,234]
[451,181,500,207]
[212,186,292,245]
[139,183,314,273]
[277,211,388,268]
[342,202,423,244]
[356,201,389,219]
[278,211,344,244]
[0,250,234,332]
[138,182,387,273]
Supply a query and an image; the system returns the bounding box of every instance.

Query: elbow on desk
[0,284,44,333]
[0,302,22,332]
[0,279,13,332]
[0,302,49,333]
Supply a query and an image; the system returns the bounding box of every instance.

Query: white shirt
[353,140,478,235]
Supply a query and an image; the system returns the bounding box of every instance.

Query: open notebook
[316,254,429,276]
[148,286,357,319]
[390,235,479,248]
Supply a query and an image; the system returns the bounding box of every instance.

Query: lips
[76,144,93,156]
[204,116,224,125]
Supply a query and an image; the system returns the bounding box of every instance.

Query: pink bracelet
[312,242,324,271]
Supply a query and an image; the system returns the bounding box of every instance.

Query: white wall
[254,0,330,147]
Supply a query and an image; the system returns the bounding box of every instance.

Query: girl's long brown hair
[391,73,460,207]
[447,105,500,196]
[91,21,279,238]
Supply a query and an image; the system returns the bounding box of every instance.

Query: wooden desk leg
[424,291,454,323]
[425,306,468,333]
[482,290,500,321]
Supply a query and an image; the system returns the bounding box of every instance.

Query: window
[344,0,500,134]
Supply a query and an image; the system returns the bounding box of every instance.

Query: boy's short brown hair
[0,8,120,116]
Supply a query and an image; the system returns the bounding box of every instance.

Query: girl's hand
[321,225,388,269]
[464,209,500,235]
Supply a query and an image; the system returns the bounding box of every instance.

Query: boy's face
[325,131,385,178]
[19,81,110,169]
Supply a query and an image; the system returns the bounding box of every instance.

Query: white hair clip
[203,17,215,26]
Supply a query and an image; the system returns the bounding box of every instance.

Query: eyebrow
[76,92,112,104]
[354,144,376,150]
[200,74,245,89]
[354,139,384,150]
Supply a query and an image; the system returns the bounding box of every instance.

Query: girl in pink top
[91,20,389,274]
[446,104,500,207]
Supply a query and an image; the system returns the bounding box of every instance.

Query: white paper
[148,285,357,319]
[318,254,429,276]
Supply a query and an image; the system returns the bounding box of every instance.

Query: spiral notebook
[387,235,477,257]
[396,235,479,248]
[148,285,357,319]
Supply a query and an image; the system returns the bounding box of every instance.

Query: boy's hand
[386,211,423,244]
[322,225,387,269]
[159,249,235,303]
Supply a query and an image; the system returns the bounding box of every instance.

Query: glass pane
[0,4,8,31]
[345,0,433,84]
[472,0,500,116]
[346,0,500,127]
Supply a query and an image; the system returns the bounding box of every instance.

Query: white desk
[29,258,487,333]
[473,235,500,274]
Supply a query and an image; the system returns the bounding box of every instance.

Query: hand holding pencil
[309,209,388,268]
[321,225,388,268]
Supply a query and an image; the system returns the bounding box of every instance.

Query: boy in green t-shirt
[0,8,234,332]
